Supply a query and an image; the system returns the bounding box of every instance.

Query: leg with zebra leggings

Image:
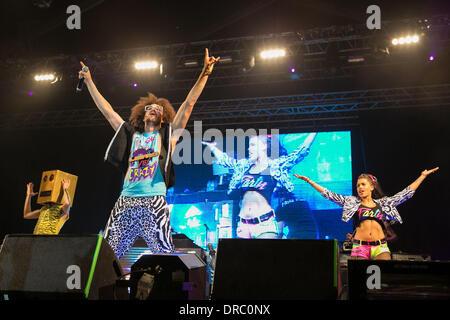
[139,196,174,253]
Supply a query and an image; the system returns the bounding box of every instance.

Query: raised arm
[294,174,347,207]
[171,49,220,145]
[280,133,317,169]
[409,167,439,191]
[79,62,124,131]
[60,179,72,217]
[23,182,41,219]
[294,174,325,193]
[202,141,237,169]
[386,167,439,207]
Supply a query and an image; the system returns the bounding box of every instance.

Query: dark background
[0,0,449,259]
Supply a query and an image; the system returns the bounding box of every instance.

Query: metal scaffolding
[4,15,449,91]
[2,84,449,131]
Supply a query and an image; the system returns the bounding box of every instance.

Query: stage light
[183,59,199,67]
[132,83,138,87]
[135,61,159,70]
[34,73,56,81]
[391,35,420,46]
[28,92,33,96]
[428,55,435,61]
[240,55,255,73]
[286,55,304,78]
[260,49,286,59]
[159,58,177,80]
[347,56,365,63]
[219,56,233,64]
[33,73,60,84]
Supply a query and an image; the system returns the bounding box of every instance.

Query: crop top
[231,169,278,203]
[353,203,390,232]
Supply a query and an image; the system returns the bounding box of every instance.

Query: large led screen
[168,131,353,249]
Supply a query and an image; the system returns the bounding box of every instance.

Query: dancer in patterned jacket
[294,167,439,260]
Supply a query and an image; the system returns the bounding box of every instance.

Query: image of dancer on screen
[203,133,317,239]
[79,49,220,259]
[294,167,439,260]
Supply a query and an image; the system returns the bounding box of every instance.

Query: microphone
[76,66,89,93]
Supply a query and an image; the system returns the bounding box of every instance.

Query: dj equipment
[37,170,78,205]
[129,253,206,300]
[391,252,431,261]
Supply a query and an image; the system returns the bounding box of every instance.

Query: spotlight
[219,56,233,64]
[34,73,59,83]
[391,35,420,46]
[34,74,54,81]
[183,59,199,67]
[260,49,286,59]
[428,55,435,61]
[159,58,177,80]
[132,83,138,87]
[347,56,365,63]
[286,55,304,77]
[135,61,159,70]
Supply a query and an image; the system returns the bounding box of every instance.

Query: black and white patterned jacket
[320,186,415,224]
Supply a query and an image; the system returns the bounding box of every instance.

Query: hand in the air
[202,48,220,76]
[61,179,71,191]
[421,167,439,177]
[78,61,92,81]
[293,174,310,183]
[26,182,38,197]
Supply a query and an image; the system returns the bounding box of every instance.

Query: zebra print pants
[103,195,174,260]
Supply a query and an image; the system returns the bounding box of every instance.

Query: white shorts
[236,216,279,239]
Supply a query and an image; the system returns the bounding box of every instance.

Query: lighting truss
[1,84,449,131]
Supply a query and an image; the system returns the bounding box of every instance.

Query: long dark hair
[357,173,385,199]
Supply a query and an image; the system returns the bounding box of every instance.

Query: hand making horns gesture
[202,48,220,76]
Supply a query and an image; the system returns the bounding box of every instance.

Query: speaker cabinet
[0,234,123,299]
[211,239,339,300]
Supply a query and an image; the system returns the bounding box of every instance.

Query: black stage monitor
[211,238,339,300]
